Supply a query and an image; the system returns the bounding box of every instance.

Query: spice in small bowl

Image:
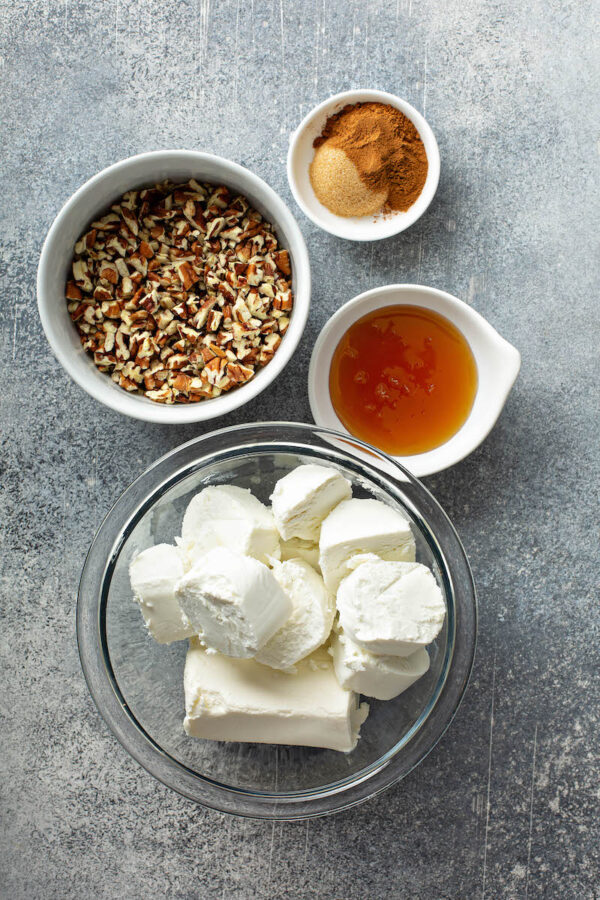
[309,102,428,219]
[287,90,440,241]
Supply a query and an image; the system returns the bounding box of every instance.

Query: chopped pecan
[274,250,291,275]
[66,179,293,404]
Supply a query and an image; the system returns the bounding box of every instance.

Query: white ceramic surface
[37,150,310,424]
[308,284,521,477]
[287,90,440,241]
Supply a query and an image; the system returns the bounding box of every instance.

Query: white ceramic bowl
[309,284,521,477]
[37,150,310,424]
[287,90,440,242]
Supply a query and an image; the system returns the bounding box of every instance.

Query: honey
[329,305,478,456]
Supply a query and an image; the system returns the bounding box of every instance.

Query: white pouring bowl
[37,150,310,424]
[308,284,521,477]
[287,89,440,241]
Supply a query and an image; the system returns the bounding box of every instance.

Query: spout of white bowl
[466,327,521,459]
[488,335,521,402]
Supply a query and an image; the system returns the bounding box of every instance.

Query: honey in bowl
[329,305,478,456]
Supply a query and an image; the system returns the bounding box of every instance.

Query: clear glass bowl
[77,423,477,819]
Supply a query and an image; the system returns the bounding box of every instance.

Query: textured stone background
[1,1,598,897]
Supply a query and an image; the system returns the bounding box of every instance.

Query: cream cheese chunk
[271,464,352,542]
[175,547,292,658]
[255,558,335,670]
[319,498,416,592]
[279,536,321,572]
[331,630,430,700]
[336,557,446,656]
[181,484,280,565]
[129,544,195,644]
[184,639,369,751]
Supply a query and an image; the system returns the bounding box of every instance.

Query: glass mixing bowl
[77,422,477,819]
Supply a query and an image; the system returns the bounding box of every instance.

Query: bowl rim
[287,89,441,241]
[308,284,521,477]
[37,149,311,424]
[77,421,477,820]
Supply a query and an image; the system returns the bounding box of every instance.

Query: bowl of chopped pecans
[37,150,310,423]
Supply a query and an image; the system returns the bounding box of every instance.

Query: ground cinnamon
[312,102,428,214]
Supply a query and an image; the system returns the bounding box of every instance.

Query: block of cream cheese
[336,557,446,656]
[175,547,292,658]
[331,630,430,700]
[319,498,416,592]
[280,536,321,572]
[129,544,195,644]
[184,639,369,751]
[181,485,280,565]
[271,464,352,542]
[255,558,335,670]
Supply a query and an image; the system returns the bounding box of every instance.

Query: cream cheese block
[184,639,369,751]
[175,547,292,658]
[336,557,446,656]
[319,498,416,592]
[181,484,280,565]
[255,558,335,670]
[271,464,351,542]
[129,544,195,644]
[331,630,430,700]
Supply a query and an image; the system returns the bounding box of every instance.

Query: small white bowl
[309,284,521,477]
[37,150,310,424]
[287,90,440,242]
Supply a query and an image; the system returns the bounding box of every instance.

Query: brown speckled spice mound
[313,101,428,214]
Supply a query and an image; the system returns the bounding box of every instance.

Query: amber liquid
[329,305,478,456]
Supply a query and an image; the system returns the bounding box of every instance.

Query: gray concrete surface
[1,1,599,897]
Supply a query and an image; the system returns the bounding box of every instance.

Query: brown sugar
[309,143,388,217]
[311,102,429,217]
